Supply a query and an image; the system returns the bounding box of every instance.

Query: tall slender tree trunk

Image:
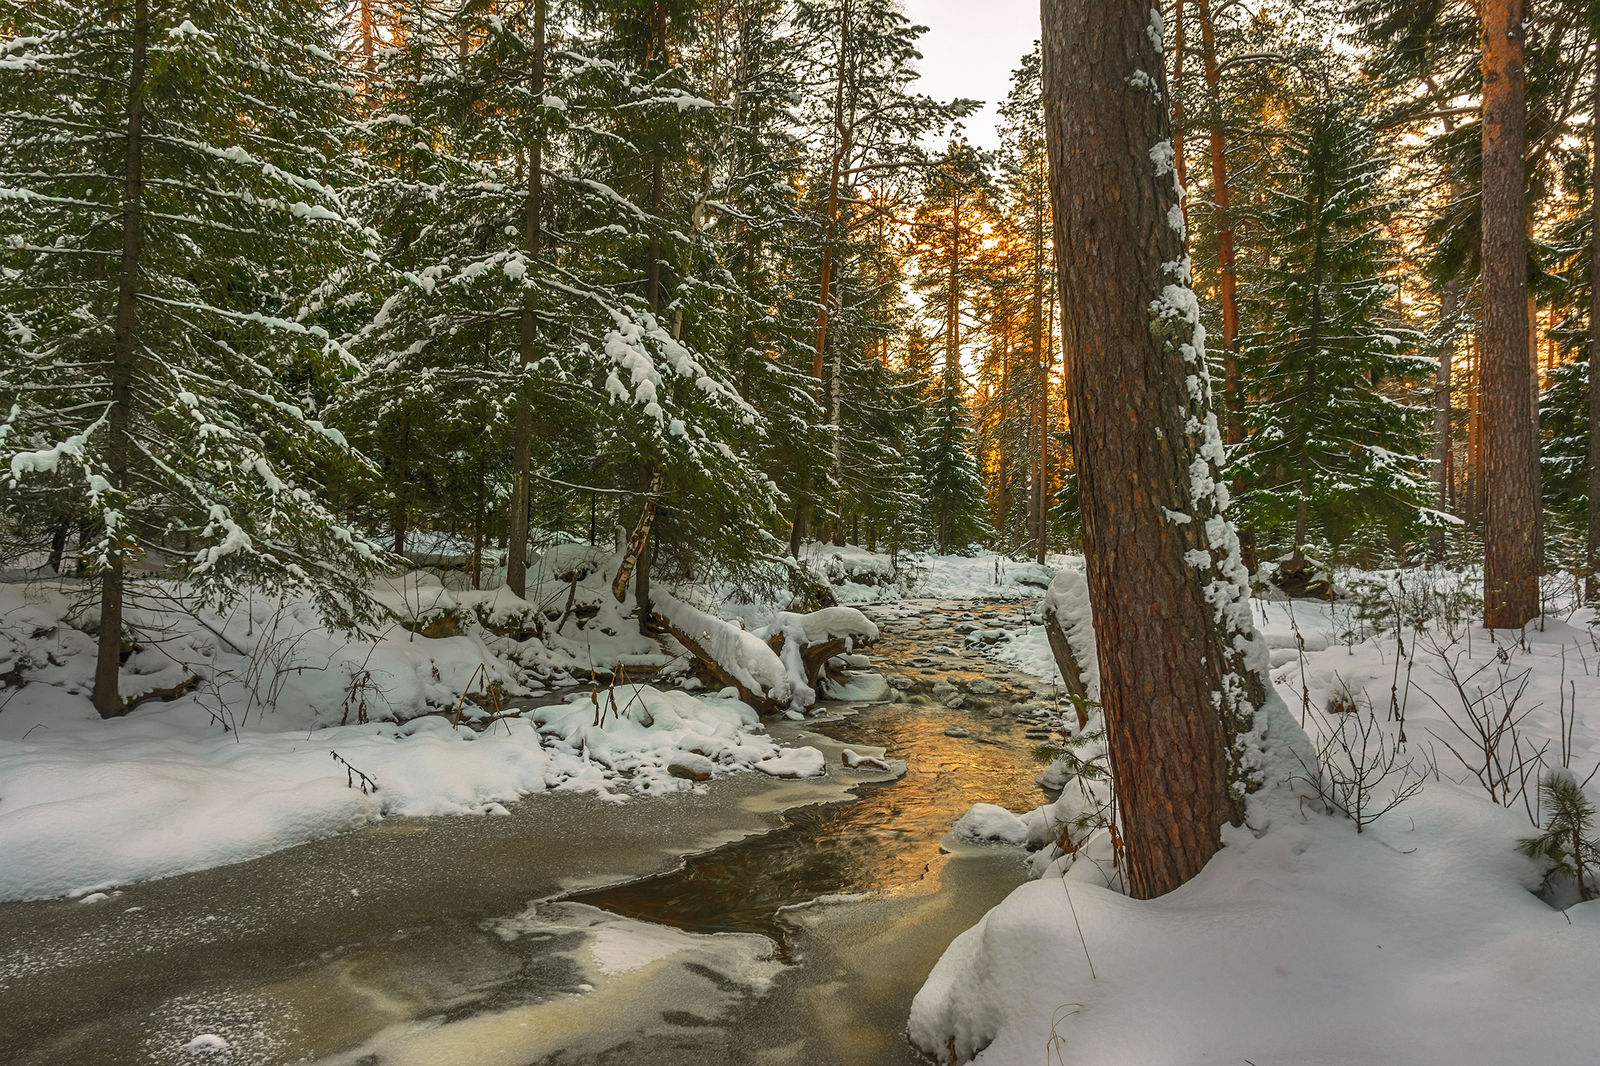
[358,0,377,76]
[1529,292,1545,576]
[94,0,149,719]
[1430,97,1464,562]
[506,0,545,599]
[1195,0,1251,572]
[1587,48,1600,603]
[1469,333,1483,528]
[1042,0,1277,899]
[946,185,961,374]
[814,0,852,379]
[1431,278,1460,560]
[1033,179,1051,564]
[1171,0,1190,231]
[1480,0,1540,628]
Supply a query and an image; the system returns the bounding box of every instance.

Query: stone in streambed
[667,753,717,782]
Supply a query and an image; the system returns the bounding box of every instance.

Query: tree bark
[814,0,853,379]
[506,0,545,599]
[1033,158,1051,564]
[94,0,149,719]
[1171,0,1189,230]
[1480,0,1540,628]
[612,470,664,603]
[1195,0,1251,572]
[1042,0,1271,899]
[1431,278,1460,560]
[1588,47,1600,603]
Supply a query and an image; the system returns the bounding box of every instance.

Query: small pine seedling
[1518,771,1600,905]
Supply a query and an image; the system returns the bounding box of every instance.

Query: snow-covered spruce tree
[674,1,825,571]
[908,141,997,555]
[919,361,989,555]
[1232,94,1432,568]
[351,0,782,609]
[791,0,973,550]
[0,0,381,716]
[992,42,1059,563]
[1540,358,1590,563]
[347,0,591,579]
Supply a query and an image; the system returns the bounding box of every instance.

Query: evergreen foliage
[1,0,381,628]
[1519,770,1600,904]
[1232,94,1433,564]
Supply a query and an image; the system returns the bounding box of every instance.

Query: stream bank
[0,601,1060,1066]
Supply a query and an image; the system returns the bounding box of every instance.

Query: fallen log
[648,594,877,716]
[648,603,788,716]
[1041,571,1098,730]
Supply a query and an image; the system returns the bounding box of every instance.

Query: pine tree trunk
[94,0,149,719]
[1034,192,1051,564]
[506,0,545,599]
[1196,0,1250,573]
[1529,292,1544,576]
[1171,0,1189,231]
[1431,279,1460,560]
[1469,334,1482,528]
[48,525,68,574]
[358,0,377,77]
[1588,50,1600,603]
[1480,0,1540,628]
[1042,0,1269,899]
[814,0,852,379]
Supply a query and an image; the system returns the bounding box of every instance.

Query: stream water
[0,601,1062,1066]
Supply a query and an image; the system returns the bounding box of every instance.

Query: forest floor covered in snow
[915,567,1600,1065]
[0,543,1042,902]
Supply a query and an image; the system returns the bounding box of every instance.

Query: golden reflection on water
[567,699,1045,937]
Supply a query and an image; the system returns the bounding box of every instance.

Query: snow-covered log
[648,595,877,715]
[1041,570,1098,725]
[649,592,792,714]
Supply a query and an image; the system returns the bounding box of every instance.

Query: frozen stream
[0,601,1063,1066]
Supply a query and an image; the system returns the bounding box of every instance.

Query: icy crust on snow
[332,900,780,1064]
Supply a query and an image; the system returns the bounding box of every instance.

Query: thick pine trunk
[1588,52,1600,603]
[94,0,149,719]
[1480,0,1540,628]
[506,0,545,599]
[1042,0,1268,898]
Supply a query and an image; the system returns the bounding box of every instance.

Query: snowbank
[914,552,1056,601]
[911,786,1600,1065]
[528,684,823,792]
[0,681,826,900]
[916,587,1600,1065]
[0,580,838,901]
